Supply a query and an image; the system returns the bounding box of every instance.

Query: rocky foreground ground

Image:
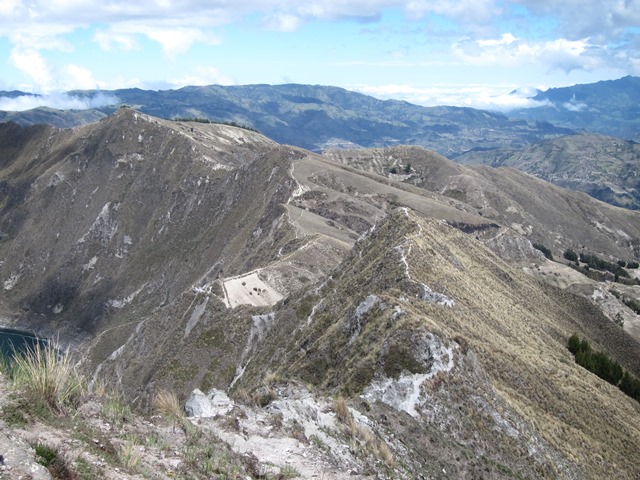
[0,370,410,479]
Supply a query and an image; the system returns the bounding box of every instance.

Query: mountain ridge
[510,75,640,141]
[456,133,640,210]
[1,110,640,478]
[0,83,575,157]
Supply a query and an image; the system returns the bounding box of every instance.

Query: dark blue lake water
[0,327,47,361]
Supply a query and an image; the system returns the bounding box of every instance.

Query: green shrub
[34,443,76,479]
[628,261,639,269]
[609,290,640,314]
[172,117,259,132]
[563,249,578,262]
[579,253,629,278]
[567,334,581,355]
[532,243,553,260]
[620,372,640,401]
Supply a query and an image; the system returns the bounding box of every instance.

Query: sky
[0,0,638,112]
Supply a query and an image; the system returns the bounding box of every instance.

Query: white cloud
[0,0,21,16]
[350,83,551,111]
[563,94,588,112]
[478,32,517,47]
[0,0,636,40]
[0,92,120,111]
[0,0,637,93]
[9,48,55,92]
[93,29,139,51]
[63,64,104,90]
[406,0,499,23]
[452,34,599,73]
[141,27,219,57]
[513,0,640,40]
[169,66,235,87]
[8,45,109,93]
[263,13,303,32]
[92,23,221,57]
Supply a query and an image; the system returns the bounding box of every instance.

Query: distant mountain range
[0,84,574,157]
[510,76,640,142]
[1,77,638,153]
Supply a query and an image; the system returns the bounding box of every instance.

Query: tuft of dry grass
[153,389,184,425]
[154,389,182,417]
[103,392,132,426]
[334,396,350,424]
[232,387,252,405]
[334,396,396,468]
[375,439,397,468]
[11,340,85,413]
[119,434,141,471]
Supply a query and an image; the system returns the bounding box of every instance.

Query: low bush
[532,243,553,260]
[333,396,396,467]
[172,117,259,132]
[34,443,77,479]
[623,297,640,315]
[609,290,640,314]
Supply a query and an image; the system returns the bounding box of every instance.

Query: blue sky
[0,0,638,111]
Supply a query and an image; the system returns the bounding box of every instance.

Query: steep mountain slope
[510,76,640,141]
[455,134,640,210]
[0,109,488,366]
[0,84,573,157]
[97,208,640,479]
[0,109,304,356]
[1,111,640,478]
[247,210,640,479]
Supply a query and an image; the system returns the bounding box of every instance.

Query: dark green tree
[567,334,581,354]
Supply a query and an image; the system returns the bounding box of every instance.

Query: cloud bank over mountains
[0,92,120,112]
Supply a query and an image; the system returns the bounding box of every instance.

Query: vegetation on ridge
[567,334,640,402]
[532,243,553,260]
[172,116,259,132]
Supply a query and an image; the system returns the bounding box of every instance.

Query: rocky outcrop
[184,388,234,418]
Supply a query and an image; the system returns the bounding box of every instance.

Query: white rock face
[184,388,234,418]
[362,333,455,418]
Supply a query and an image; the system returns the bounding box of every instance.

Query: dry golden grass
[119,434,141,471]
[334,396,350,424]
[334,396,396,468]
[11,340,85,413]
[402,216,640,478]
[231,386,252,405]
[153,389,183,424]
[281,212,639,478]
